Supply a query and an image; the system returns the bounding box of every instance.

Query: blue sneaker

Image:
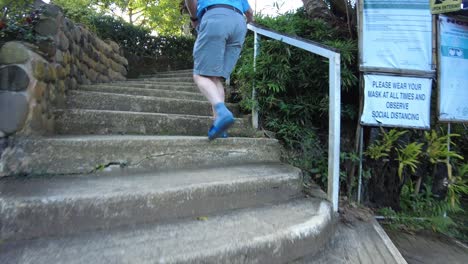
[208,103,234,140]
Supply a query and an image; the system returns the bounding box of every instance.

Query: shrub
[53,1,194,72]
[232,9,359,189]
[0,1,48,45]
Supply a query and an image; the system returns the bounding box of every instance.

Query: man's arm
[244,7,254,23]
[185,0,198,26]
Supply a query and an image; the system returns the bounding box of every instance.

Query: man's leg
[193,74,223,105]
[193,74,233,140]
[212,78,229,138]
[211,77,226,118]
[192,9,241,140]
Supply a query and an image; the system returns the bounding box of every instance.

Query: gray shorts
[193,7,247,80]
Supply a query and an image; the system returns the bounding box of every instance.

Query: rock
[66,64,73,76]
[57,80,65,93]
[55,64,65,79]
[46,83,56,103]
[96,63,107,75]
[64,18,75,32]
[37,39,57,58]
[46,64,57,82]
[34,18,58,37]
[57,32,69,51]
[32,60,47,81]
[0,92,29,134]
[32,81,47,100]
[41,4,62,18]
[106,40,120,52]
[55,49,64,64]
[0,65,30,92]
[69,77,77,90]
[28,103,44,131]
[73,28,81,43]
[0,42,31,64]
[87,69,98,82]
[63,51,71,65]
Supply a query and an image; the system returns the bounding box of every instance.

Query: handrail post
[328,54,341,212]
[247,23,341,212]
[252,32,260,129]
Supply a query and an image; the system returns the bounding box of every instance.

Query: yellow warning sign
[430,0,463,14]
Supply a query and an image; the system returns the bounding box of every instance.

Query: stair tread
[68,90,236,105]
[67,90,239,107]
[75,85,205,101]
[1,163,306,241]
[55,108,245,120]
[77,85,201,95]
[24,134,269,140]
[0,199,333,264]
[1,163,298,201]
[106,81,195,85]
[1,135,281,176]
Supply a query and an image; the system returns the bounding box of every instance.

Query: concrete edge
[0,171,302,242]
[372,220,409,264]
[181,200,336,264]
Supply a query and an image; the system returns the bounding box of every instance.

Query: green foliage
[368,128,468,236]
[396,142,423,180]
[50,1,194,67]
[87,14,194,58]
[379,182,463,234]
[51,0,97,28]
[447,163,468,210]
[52,0,187,35]
[0,0,49,44]
[232,10,359,190]
[365,129,407,160]
[425,130,463,164]
[379,206,456,234]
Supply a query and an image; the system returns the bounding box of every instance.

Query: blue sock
[214,103,230,117]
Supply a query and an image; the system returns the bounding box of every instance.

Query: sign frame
[360,74,433,130]
[430,0,467,14]
[437,15,468,122]
[358,0,436,76]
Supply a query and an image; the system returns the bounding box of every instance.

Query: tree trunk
[301,0,330,18]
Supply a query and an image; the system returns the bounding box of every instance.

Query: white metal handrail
[247,23,341,212]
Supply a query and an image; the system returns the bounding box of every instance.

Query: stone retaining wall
[0,3,128,137]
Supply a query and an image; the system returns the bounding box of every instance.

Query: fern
[365,128,407,160]
[396,142,423,180]
[425,130,463,164]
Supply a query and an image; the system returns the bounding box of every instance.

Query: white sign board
[361,75,432,129]
[362,0,433,71]
[438,15,468,122]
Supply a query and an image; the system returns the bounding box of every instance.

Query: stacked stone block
[0,3,128,137]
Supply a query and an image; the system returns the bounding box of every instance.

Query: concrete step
[76,84,206,101]
[141,69,193,78]
[0,163,303,242]
[101,82,198,92]
[1,136,280,176]
[0,199,334,264]
[66,90,240,116]
[138,73,193,79]
[53,109,253,136]
[114,79,195,86]
[132,77,194,83]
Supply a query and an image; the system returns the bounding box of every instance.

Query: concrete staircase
[0,70,335,263]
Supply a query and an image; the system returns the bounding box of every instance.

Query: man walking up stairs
[0,69,335,263]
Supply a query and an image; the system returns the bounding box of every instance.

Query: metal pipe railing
[247,23,341,212]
